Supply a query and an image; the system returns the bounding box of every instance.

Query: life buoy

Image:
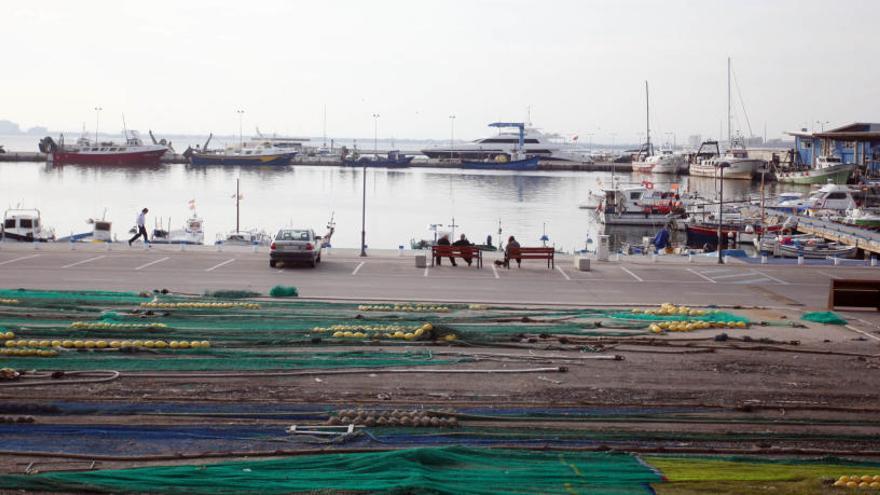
[643,181,654,190]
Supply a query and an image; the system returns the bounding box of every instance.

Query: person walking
[129,208,149,246]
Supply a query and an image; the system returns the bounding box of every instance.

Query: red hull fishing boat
[39,131,168,166]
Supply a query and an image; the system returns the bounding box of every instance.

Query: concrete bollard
[651,253,657,263]
[399,245,405,257]
[872,257,877,267]
[574,256,590,272]
[106,242,112,252]
[179,242,185,252]
[33,241,39,251]
[216,243,223,252]
[797,255,804,265]
[252,244,258,253]
[761,255,767,264]
[415,254,427,268]
[833,257,840,266]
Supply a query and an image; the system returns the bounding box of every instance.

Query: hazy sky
[3,0,878,143]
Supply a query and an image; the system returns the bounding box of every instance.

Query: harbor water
[0,156,799,252]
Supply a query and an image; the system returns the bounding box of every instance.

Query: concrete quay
[1,242,878,313]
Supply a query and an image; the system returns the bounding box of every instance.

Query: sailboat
[689,58,763,180]
[215,178,272,246]
[631,82,655,173]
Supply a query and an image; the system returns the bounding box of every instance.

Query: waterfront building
[788,122,880,173]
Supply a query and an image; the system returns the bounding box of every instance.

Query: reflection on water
[0,161,798,252]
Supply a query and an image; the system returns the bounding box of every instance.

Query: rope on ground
[0,370,120,387]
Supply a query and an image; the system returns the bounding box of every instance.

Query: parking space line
[712,272,756,280]
[686,268,717,283]
[61,255,105,269]
[352,261,365,276]
[732,278,772,285]
[620,266,643,282]
[0,254,41,266]
[556,265,570,280]
[134,257,169,271]
[423,266,429,277]
[817,270,841,280]
[752,270,789,285]
[205,258,236,272]
[491,263,500,279]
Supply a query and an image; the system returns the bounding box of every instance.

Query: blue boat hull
[342,156,413,168]
[189,153,294,167]
[461,156,540,171]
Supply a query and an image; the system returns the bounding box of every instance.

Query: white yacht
[775,183,858,212]
[637,149,685,174]
[688,139,763,180]
[421,127,570,161]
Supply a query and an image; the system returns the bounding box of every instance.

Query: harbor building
[788,122,880,173]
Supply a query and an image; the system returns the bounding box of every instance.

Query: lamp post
[717,162,730,264]
[235,110,244,148]
[609,132,617,184]
[816,120,829,132]
[94,107,102,144]
[372,113,380,155]
[362,113,379,258]
[448,115,456,159]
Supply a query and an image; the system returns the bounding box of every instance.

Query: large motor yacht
[421,127,567,161]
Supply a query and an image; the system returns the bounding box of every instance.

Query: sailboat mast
[235,178,240,233]
[645,81,651,156]
[727,57,731,148]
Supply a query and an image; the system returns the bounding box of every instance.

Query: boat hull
[342,157,413,168]
[776,163,855,185]
[689,159,762,180]
[776,243,857,259]
[52,149,166,166]
[599,212,680,226]
[461,156,540,171]
[189,153,293,166]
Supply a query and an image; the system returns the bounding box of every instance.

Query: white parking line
[491,263,500,279]
[0,254,41,266]
[817,270,841,280]
[556,265,570,280]
[752,270,789,285]
[134,257,169,271]
[61,255,105,269]
[620,266,643,282]
[732,278,773,285]
[712,272,757,280]
[686,268,717,283]
[352,261,365,276]
[423,266,429,277]
[205,258,236,272]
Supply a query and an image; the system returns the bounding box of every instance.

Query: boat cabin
[601,186,683,215]
[778,184,857,211]
[2,209,54,241]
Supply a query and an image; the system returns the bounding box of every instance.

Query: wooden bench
[505,247,555,269]
[431,245,483,268]
[828,279,880,311]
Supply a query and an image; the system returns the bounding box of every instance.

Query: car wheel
[269,260,277,268]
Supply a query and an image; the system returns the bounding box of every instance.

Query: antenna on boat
[122,113,128,141]
[322,104,328,149]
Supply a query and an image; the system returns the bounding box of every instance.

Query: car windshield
[277,230,311,241]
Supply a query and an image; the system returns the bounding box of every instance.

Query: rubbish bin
[597,235,610,261]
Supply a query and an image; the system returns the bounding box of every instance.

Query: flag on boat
[572,135,579,141]
[188,199,196,210]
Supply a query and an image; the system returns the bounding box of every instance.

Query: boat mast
[727,57,731,149]
[645,81,651,157]
[322,104,327,149]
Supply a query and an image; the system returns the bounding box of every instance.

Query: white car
[269,228,322,268]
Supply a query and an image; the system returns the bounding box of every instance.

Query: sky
[2,0,879,144]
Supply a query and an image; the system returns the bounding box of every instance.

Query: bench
[828,279,880,311]
[431,245,483,268]
[505,247,555,269]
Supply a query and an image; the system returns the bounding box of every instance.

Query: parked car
[269,228,322,268]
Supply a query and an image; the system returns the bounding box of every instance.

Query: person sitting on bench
[504,235,521,268]
[435,234,456,266]
[452,234,474,266]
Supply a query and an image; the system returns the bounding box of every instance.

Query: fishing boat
[775,183,857,213]
[342,150,413,168]
[216,179,273,246]
[1,209,55,242]
[776,156,856,185]
[685,221,784,249]
[185,134,295,166]
[776,239,858,259]
[39,131,167,166]
[460,122,540,171]
[56,217,113,243]
[150,213,205,245]
[839,207,880,229]
[594,183,686,226]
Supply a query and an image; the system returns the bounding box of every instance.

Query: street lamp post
[372,113,380,155]
[449,115,456,159]
[235,110,245,148]
[717,162,730,264]
[94,107,102,144]
[609,132,617,185]
[362,113,379,258]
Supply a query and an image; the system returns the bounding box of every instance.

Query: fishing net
[609,311,750,323]
[801,311,848,325]
[204,290,263,299]
[0,446,662,495]
[269,285,298,297]
[646,455,880,482]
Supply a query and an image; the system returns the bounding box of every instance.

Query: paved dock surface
[2,243,878,310]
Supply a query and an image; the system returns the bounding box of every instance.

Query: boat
[688,59,764,181]
[685,221,784,249]
[776,156,856,185]
[342,150,413,168]
[1,209,55,242]
[460,122,541,171]
[150,212,205,245]
[216,179,273,246]
[56,217,113,243]
[776,239,858,259]
[688,139,763,180]
[631,81,656,173]
[421,125,567,161]
[184,134,295,166]
[839,207,880,229]
[775,183,857,213]
[39,131,167,166]
[594,184,686,226]
[753,233,815,254]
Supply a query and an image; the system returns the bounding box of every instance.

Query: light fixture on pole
[448,115,456,159]
[235,110,245,148]
[816,120,829,132]
[372,113,380,155]
[94,107,102,144]
[717,162,730,264]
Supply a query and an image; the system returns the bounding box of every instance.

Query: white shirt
[136,212,146,227]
